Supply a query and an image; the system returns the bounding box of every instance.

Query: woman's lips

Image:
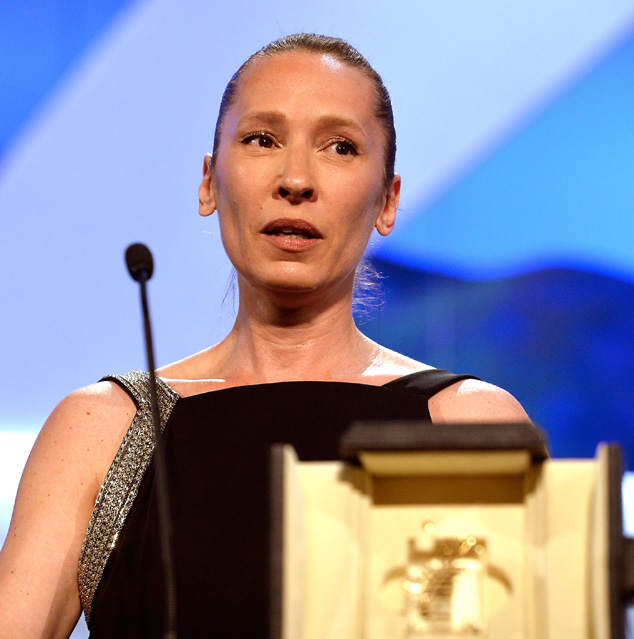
[261,218,323,252]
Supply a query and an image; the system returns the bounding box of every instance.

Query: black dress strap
[383,368,479,398]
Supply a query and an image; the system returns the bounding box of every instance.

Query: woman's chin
[240,271,352,308]
[234,259,356,302]
[261,278,322,300]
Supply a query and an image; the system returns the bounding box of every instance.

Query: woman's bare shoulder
[429,378,531,424]
[43,381,137,467]
[55,378,137,417]
[9,379,137,538]
[0,381,136,637]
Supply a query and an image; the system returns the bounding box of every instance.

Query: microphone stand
[128,245,178,639]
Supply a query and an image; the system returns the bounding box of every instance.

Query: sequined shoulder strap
[77,370,179,624]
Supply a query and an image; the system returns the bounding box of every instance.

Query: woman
[0,34,529,637]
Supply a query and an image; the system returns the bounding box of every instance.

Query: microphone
[125,242,154,282]
[125,243,177,639]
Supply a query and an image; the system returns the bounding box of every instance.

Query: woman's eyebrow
[238,111,286,127]
[316,115,364,134]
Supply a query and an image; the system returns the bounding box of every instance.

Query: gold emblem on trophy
[400,522,487,637]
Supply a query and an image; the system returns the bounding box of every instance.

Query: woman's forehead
[232,51,377,118]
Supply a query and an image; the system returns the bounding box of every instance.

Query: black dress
[79,369,476,638]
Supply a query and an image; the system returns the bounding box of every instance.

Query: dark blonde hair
[211,33,396,190]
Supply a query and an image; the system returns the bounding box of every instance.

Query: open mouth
[262,218,322,240]
[268,228,314,240]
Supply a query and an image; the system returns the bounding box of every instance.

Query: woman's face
[199,51,400,303]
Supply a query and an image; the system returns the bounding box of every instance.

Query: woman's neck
[158,289,428,390]
[159,276,425,387]
[216,290,377,383]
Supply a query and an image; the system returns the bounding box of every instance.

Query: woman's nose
[276,146,316,203]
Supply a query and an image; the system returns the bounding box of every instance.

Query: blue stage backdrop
[366,20,634,466]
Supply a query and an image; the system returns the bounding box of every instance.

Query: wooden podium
[269,422,634,639]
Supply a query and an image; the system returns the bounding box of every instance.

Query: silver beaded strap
[77,371,180,623]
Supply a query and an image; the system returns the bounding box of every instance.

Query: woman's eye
[325,139,358,156]
[243,133,275,148]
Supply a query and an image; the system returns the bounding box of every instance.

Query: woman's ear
[198,153,216,217]
[375,174,400,236]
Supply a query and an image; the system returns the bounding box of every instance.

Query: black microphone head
[125,243,154,282]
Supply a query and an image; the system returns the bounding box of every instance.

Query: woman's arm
[0,382,135,639]
[429,378,532,424]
